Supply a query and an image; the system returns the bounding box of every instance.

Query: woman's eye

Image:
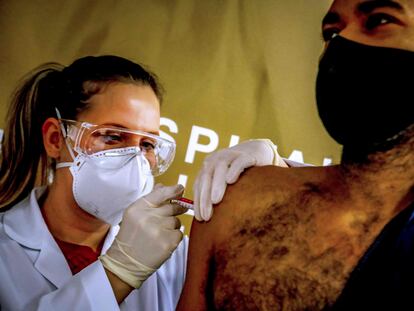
[102,134,122,145]
[365,13,397,31]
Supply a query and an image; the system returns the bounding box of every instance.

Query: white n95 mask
[57,147,154,226]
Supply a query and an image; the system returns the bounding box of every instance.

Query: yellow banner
[0,0,337,230]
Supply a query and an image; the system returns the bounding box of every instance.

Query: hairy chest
[211,191,385,310]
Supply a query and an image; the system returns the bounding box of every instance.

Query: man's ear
[42,118,63,159]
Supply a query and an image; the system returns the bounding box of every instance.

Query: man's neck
[339,128,414,217]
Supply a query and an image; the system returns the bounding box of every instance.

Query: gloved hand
[193,139,288,221]
[100,184,187,289]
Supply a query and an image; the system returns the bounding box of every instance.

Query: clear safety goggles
[57,118,176,176]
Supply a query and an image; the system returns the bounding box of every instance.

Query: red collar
[55,238,104,275]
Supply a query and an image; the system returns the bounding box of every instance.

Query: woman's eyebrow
[101,123,160,135]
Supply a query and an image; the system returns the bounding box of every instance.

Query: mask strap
[55,107,76,160]
[56,162,73,169]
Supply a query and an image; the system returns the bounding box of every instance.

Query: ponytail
[0,63,64,210]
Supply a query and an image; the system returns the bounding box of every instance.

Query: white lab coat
[0,187,188,311]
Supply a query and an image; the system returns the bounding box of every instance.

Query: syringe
[170,197,194,210]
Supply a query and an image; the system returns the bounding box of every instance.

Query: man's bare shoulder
[212,165,332,231]
[208,165,363,310]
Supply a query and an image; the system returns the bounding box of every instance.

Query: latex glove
[100,184,187,289]
[193,139,288,221]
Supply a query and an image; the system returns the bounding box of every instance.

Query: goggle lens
[60,120,175,176]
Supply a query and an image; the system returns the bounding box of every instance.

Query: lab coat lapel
[34,235,72,288]
[3,187,72,288]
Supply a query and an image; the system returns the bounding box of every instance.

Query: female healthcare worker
[0,55,286,310]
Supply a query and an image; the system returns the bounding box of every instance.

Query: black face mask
[316,36,414,150]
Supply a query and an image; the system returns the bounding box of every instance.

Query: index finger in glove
[144,184,185,206]
[210,158,235,204]
[200,153,244,220]
[193,163,214,221]
[193,151,237,220]
[199,172,214,221]
[193,169,212,222]
[193,177,203,221]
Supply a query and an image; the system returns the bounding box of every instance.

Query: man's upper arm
[177,166,287,310]
[176,219,214,311]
